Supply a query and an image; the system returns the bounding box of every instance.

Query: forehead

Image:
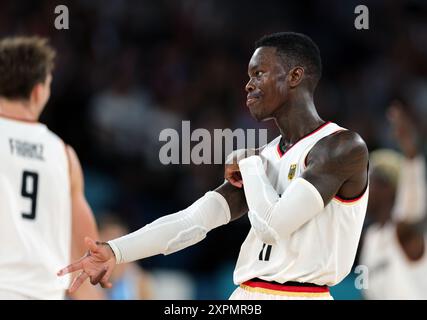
[248,46,283,70]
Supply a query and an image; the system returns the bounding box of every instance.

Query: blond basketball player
[361,149,427,299]
[58,32,369,300]
[0,37,103,299]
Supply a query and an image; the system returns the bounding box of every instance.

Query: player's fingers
[224,170,235,182]
[100,281,113,289]
[231,175,243,188]
[230,179,243,188]
[68,271,89,293]
[225,173,238,184]
[101,265,114,283]
[100,268,113,289]
[89,268,107,285]
[232,172,243,187]
[226,174,242,188]
[85,237,99,253]
[227,169,242,185]
[225,165,240,178]
[57,261,83,276]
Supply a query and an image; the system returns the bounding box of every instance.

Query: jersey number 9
[21,170,39,220]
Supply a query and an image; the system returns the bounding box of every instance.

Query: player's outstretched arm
[58,150,251,292]
[59,188,237,290]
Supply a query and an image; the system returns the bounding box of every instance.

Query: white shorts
[228,280,334,300]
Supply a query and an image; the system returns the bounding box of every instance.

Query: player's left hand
[57,237,116,293]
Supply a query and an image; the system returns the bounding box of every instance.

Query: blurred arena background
[1,0,426,299]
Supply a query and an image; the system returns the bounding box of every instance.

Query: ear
[29,83,44,106]
[288,66,305,88]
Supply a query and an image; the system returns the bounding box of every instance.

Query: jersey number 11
[259,243,272,261]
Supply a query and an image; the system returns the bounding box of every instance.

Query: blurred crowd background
[1,0,426,299]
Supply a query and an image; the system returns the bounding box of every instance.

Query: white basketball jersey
[0,116,71,299]
[360,223,427,299]
[233,122,368,286]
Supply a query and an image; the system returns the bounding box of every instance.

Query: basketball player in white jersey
[360,102,427,299]
[0,37,103,299]
[58,32,369,300]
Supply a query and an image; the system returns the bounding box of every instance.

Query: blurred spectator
[99,214,154,300]
[360,103,427,299]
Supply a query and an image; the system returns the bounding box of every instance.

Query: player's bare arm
[302,130,369,205]
[215,182,248,221]
[67,145,100,261]
[63,145,113,295]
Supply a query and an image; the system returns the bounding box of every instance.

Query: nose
[245,78,255,93]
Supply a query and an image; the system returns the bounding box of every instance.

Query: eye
[255,71,263,77]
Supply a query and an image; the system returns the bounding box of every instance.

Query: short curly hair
[255,32,322,90]
[0,36,56,100]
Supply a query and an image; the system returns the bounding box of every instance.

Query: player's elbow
[248,209,281,244]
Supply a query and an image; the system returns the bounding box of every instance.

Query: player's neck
[274,93,324,145]
[0,98,39,122]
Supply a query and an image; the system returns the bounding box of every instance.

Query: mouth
[246,98,258,107]
[246,94,261,107]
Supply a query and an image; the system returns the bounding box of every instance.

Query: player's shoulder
[42,128,77,164]
[320,129,367,154]
[43,126,64,144]
[308,129,368,167]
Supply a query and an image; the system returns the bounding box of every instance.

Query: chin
[250,110,273,122]
[248,105,264,120]
[248,101,277,122]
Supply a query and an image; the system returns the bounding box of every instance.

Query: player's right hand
[225,148,265,188]
[57,237,116,293]
[225,162,243,188]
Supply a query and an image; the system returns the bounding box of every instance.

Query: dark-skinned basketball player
[58,32,369,300]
